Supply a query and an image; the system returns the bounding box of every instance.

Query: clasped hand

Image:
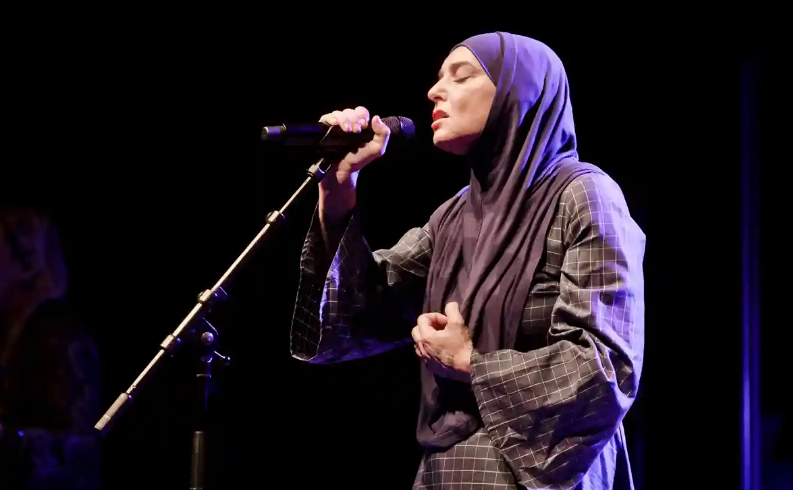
[411,302,473,383]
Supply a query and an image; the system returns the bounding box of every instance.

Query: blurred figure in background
[0,207,100,490]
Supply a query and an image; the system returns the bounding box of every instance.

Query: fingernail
[359,118,367,128]
[343,122,351,131]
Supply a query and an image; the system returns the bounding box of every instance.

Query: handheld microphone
[261,116,415,149]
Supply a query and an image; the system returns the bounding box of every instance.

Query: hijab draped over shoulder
[417,32,603,449]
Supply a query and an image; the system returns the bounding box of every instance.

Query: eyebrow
[438,61,476,79]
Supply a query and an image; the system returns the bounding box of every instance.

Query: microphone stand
[95,155,338,490]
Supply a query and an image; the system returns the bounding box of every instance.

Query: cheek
[471,87,495,127]
[472,99,491,129]
[451,89,491,134]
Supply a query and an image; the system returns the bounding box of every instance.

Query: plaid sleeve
[290,207,432,364]
[470,173,646,489]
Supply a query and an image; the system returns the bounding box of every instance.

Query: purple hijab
[416,32,603,449]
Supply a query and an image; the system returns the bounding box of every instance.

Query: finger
[341,108,361,132]
[419,312,448,333]
[330,109,352,131]
[411,326,428,357]
[319,112,339,125]
[354,106,370,129]
[321,110,346,128]
[415,313,438,337]
[444,301,464,322]
[417,313,443,335]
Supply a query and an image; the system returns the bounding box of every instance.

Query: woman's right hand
[318,106,391,185]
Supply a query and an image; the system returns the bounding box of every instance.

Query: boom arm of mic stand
[94,155,336,433]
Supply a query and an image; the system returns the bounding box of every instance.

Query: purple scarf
[416,32,603,449]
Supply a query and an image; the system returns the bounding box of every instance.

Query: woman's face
[427,46,496,155]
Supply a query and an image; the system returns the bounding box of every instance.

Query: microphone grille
[382,116,416,143]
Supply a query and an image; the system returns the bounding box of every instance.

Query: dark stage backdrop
[4,18,758,490]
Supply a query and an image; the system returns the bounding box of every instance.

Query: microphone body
[261,116,415,149]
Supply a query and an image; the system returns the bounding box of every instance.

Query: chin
[433,133,471,156]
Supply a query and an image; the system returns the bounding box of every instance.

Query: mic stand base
[94,155,336,489]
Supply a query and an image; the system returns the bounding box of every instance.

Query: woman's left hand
[411,302,474,383]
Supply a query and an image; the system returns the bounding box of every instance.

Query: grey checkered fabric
[291,173,645,489]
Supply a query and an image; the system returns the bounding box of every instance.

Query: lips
[432,110,448,131]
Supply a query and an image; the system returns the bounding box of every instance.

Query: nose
[427,80,444,102]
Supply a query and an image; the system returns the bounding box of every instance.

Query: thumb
[371,115,391,142]
[444,302,464,322]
